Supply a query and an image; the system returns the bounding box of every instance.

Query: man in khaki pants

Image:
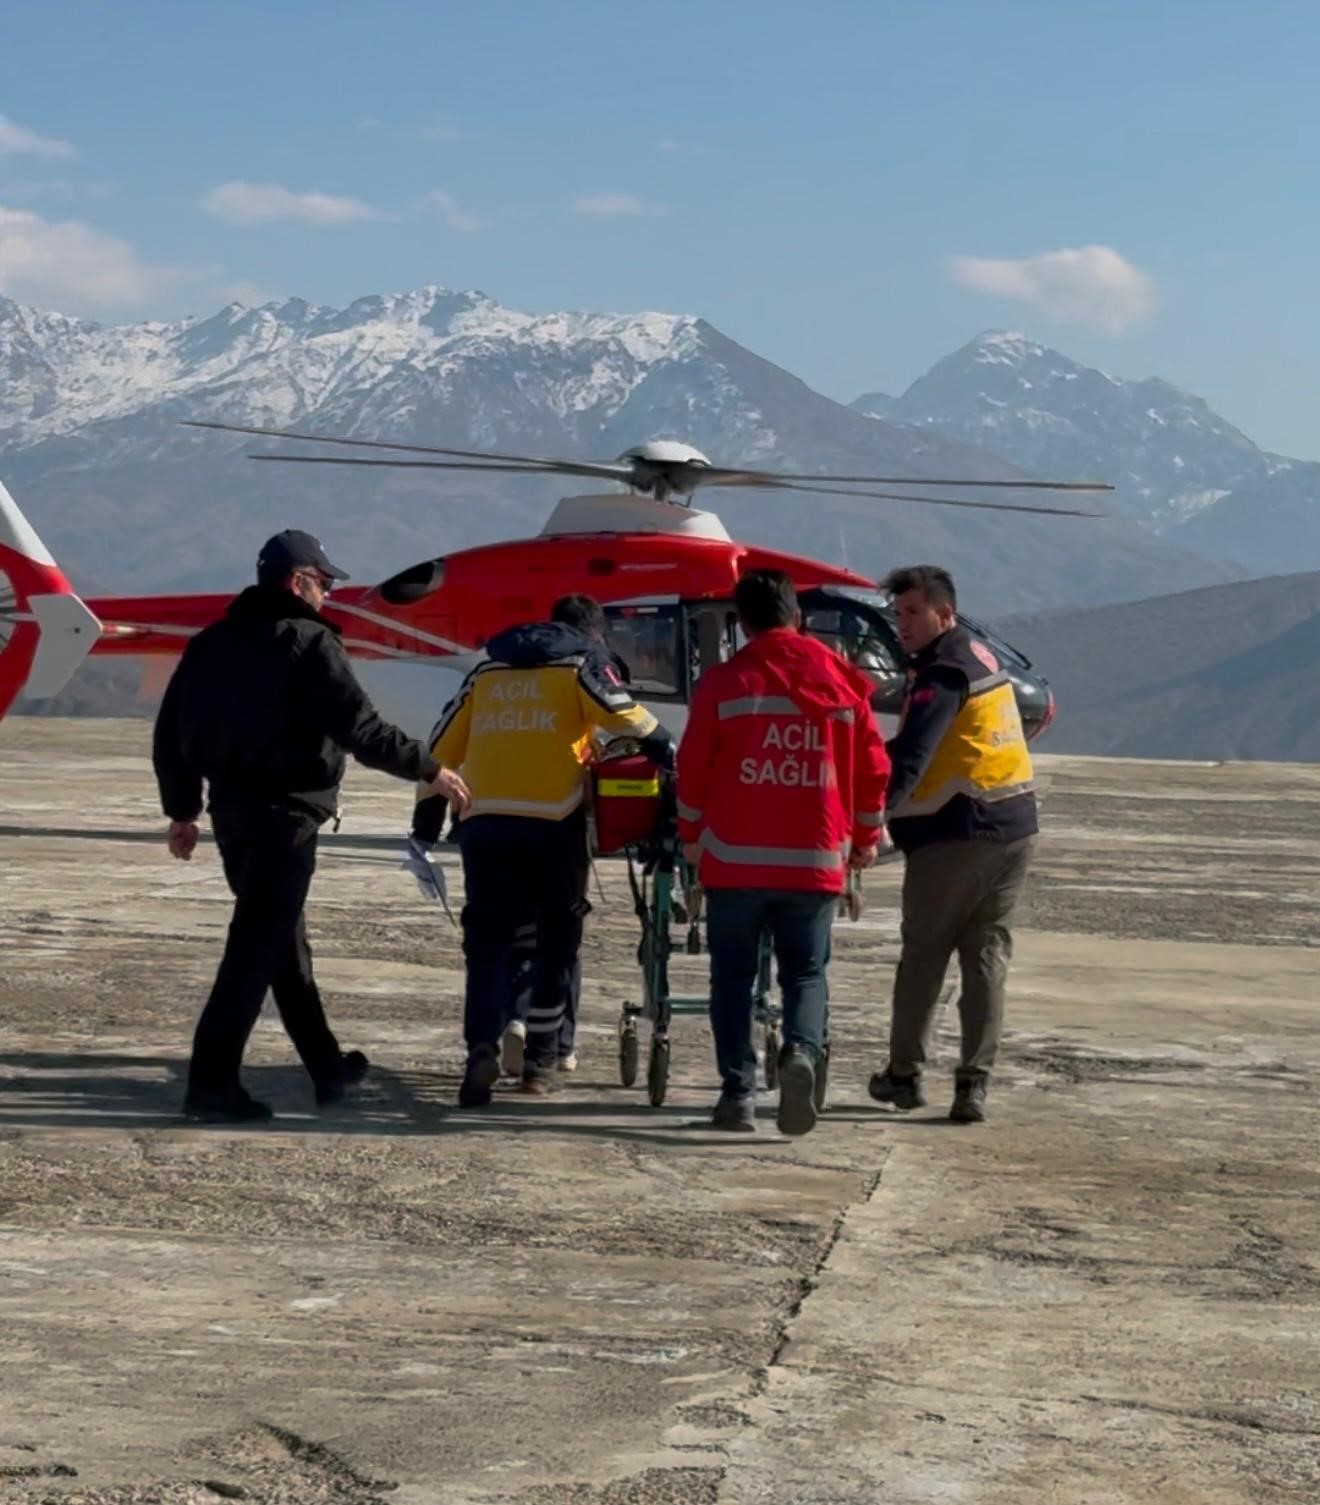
[867,566,1037,1124]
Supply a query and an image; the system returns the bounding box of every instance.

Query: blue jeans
[706,888,835,1099]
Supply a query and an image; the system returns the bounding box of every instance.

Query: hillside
[999,572,1320,761]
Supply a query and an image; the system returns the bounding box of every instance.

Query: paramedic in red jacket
[677,570,891,1135]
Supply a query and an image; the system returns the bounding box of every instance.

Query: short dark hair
[883,564,957,612]
[551,594,606,638]
[735,569,798,633]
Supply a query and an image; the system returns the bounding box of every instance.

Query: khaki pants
[888,836,1035,1081]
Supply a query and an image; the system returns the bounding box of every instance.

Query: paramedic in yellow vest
[867,565,1037,1125]
[427,595,674,1107]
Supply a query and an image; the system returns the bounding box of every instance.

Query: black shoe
[314,1049,370,1108]
[776,1046,818,1138]
[950,1077,988,1124]
[867,1068,926,1112]
[458,1046,501,1108]
[182,1086,273,1124]
[711,1092,757,1132]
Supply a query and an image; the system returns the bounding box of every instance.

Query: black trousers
[510,920,582,1056]
[458,812,590,1071]
[189,805,342,1094]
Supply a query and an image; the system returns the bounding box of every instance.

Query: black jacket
[153,585,439,824]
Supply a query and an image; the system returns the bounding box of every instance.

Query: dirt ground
[1,719,1318,1504]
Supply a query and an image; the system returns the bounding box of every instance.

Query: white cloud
[0,205,175,309]
[948,245,1157,335]
[574,193,668,218]
[424,190,487,232]
[0,115,77,160]
[201,180,381,227]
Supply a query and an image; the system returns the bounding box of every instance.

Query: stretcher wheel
[845,884,864,922]
[764,1026,781,1090]
[814,1043,831,1112]
[619,1018,639,1088]
[647,1035,670,1107]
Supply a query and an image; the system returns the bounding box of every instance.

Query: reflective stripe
[699,830,846,870]
[597,778,659,797]
[968,670,1010,695]
[465,788,586,820]
[718,695,801,719]
[857,810,886,828]
[891,776,1035,818]
[429,664,481,747]
[717,696,853,723]
[676,800,702,823]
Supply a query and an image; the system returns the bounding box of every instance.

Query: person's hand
[424,766,471,816]
[168,820,199,861]
[849,843,877,870]
[683,842,702,869]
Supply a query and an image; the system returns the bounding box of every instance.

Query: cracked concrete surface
[1,722,1318,1502]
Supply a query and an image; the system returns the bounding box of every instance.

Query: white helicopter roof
[538,491,732,541]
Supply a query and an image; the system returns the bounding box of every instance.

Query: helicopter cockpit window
[601,606,684,699]
[798,592,907,712]
[800,604,901,677]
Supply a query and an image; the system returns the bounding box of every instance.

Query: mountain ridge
[852,329,1316,577]
[0,289,1236,615]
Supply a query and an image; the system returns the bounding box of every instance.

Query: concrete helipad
[1,719,1318,1503]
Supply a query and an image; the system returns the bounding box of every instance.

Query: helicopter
[0,426,1110,734]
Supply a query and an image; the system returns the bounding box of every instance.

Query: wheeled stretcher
[590,745,862,1108]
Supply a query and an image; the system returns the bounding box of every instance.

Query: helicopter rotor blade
[697,466,1114,493]
[186,419,1113,497]
[246,454,636,483]
[746,477,1105,517]
[183,419,626,476]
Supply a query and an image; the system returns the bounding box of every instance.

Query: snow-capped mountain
[853,331,1320,577]
[0,290,1235,613]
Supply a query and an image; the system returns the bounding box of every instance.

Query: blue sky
[4,0,1319,456]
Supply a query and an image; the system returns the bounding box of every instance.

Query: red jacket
[676,628,891,893]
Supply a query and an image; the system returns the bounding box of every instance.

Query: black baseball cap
[256,529,350,585]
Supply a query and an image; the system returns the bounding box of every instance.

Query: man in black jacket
[153,528,469,1123]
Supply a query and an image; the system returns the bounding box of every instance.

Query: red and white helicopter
[0,424,1109,734]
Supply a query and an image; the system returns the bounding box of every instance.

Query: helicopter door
[600,602,688,703]
[683,601,738,683]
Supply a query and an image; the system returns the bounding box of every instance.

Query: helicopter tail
[0,478,101,722]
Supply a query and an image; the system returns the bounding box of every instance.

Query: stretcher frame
[612,776,860,1108]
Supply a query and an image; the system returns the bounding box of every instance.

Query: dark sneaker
[949,1077,988,1124]
[711,1092,757,1132]
[458,1046,501,1108]
[314,1049,370,1107]
[518,1070,554,1096]
[182,1086,273,1124]
[867,1069,926,1112]
[776,1047,818,1138]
